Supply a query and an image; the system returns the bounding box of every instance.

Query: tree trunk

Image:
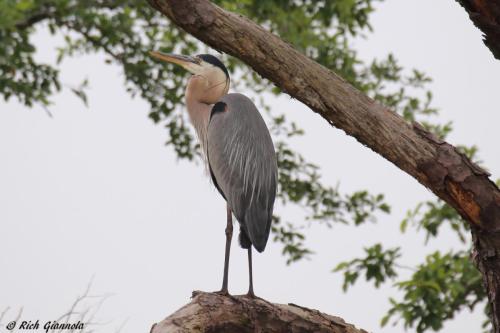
[150,291,369,333]
[146,0,500,330]
[455,0,500,60]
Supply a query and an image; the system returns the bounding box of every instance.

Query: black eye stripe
[197,54,229,78]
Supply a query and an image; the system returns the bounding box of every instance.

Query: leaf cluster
[382,251,485,332]
[334,243,401,291]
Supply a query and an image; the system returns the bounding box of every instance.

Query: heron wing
[207,93,277,252]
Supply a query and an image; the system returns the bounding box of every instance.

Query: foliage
[334,244,401,291]
[401,201,469,244]
[382,251,485,332]
[0,0,488,332]
[271,216,313,265]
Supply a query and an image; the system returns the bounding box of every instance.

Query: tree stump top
[150,291,370,333]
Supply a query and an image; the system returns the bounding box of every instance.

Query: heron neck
[186,94,212,157]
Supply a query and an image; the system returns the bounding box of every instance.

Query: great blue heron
[150,52,277,297]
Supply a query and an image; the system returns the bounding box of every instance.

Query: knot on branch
[413,121,500,231]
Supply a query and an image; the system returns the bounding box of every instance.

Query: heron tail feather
[238,228,251,249]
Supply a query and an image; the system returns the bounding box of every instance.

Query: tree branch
[147,0,500,330]
[14,0,124,30]
[15,10,53,30]
[150,291,368,333]
[456,0,500,60]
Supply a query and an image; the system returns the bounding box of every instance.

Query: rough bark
[146,0,500,330]
[456,0,500,60]
[150,291,369,333]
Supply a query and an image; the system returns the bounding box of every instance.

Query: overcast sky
[1,0,499,332]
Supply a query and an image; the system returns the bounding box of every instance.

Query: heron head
[150,52,230,104]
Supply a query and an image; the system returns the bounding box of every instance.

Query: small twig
[0,306,10,326]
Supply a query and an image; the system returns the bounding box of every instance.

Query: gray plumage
[207,93,277,252]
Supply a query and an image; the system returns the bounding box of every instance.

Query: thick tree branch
[150,291,369,333]
[147,0,500,330]
[456,0,500,60]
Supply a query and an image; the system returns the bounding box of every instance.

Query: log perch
[150,291,369,333]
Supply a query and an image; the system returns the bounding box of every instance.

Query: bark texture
[147,0,500,330]
[456,0,500,60]
[150,291,369,333]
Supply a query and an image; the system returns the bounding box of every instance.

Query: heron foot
[245,290,256,298]
[214,289,230,297]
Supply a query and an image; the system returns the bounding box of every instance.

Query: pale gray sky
[1,0,499,332]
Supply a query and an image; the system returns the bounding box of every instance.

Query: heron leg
[220,203,233,295]
[247,247,255,297]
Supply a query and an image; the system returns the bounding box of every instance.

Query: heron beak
[149,51,202,74]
